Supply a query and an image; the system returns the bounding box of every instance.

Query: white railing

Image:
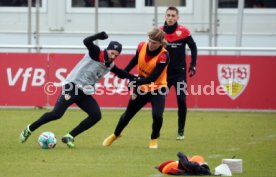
[0,44,276,52]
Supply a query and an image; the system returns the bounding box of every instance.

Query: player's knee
[152,113,163,121]
[90,111,102,122]
[177,98,187,109]
[94,115,101,123]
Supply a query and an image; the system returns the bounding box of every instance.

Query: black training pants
[114,88,166,139]
[29,83,101,137]
[167,74,187,134]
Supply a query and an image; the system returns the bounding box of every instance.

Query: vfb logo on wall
[218,64,250,100]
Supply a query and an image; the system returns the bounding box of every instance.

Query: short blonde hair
[147,27,166,43]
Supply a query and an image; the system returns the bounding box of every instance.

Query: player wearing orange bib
[103,27,170,149]
[137,42,168,92]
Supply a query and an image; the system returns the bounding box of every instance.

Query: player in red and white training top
[160,6,198,140]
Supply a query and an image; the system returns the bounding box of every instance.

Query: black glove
[96,31,108,40]
[188,65,196,77]
[129,74,138,80]
[127,76,140,91]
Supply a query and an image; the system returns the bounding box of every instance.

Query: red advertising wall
[189,55,276,109]
[0,53,48,106]
[0,53,275,110]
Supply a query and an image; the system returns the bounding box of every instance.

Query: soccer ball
[38,131,57,149]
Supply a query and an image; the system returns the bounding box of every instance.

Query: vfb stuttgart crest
[218,64,250,100]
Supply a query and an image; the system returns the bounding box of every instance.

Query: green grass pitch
[0,109,275,177]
